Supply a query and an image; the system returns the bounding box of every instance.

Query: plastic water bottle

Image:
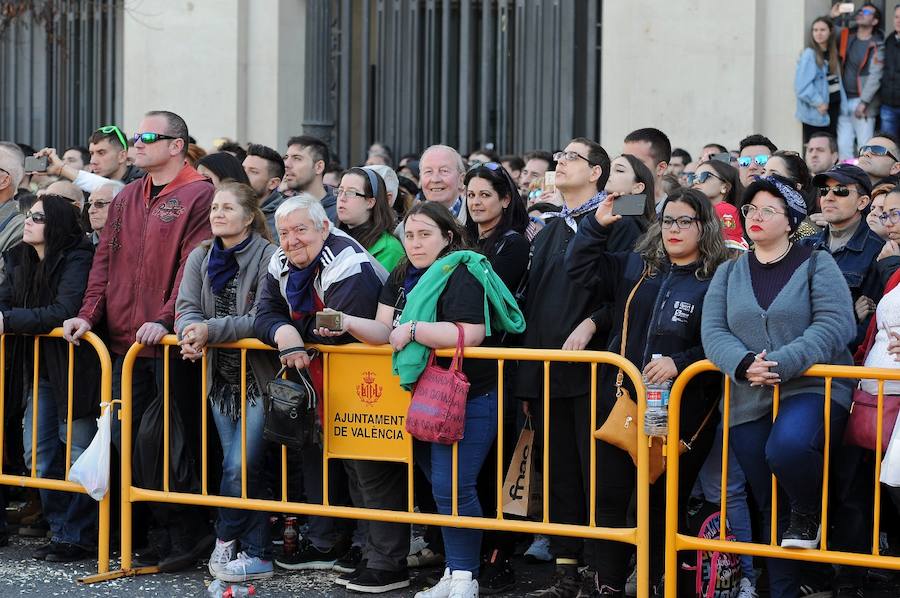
[644,354,671,436]
[283,515,298,556]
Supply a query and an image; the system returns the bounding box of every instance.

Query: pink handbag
[406,323,470,444]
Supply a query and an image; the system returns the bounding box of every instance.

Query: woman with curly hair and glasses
[565,187,729,595]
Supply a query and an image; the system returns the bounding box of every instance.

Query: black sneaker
[345,567,410,594]
[575,572,624,598]
[333,544,364,573]
[335,559,368,587]
[32,541,56,561]
[479,552,515,595]
[45,542,92,563]
[157,532,215,572]
[275,537,349,570]
[527,564,582,597]
[781,509,821,549]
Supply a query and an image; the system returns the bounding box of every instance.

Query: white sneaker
[415,568,453,598]
[448,570,479,598]
[738,577,759,598]
[207,538,236,577]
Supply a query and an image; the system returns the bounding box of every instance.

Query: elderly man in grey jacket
[0,142,25,285]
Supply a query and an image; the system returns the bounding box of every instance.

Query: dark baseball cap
[812,163,872,196]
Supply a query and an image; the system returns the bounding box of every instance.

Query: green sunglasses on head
[95,125,128,150]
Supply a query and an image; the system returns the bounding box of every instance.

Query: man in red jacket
[63,110,214,570]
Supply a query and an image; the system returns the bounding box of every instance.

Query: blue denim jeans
[23,379,97,548]
[211,395,270,558]
[880,104,900,140]
[696,423,756,585]
[419,391,498,575]
[729,393,848,598]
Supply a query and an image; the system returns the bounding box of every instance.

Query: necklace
[757,242,792,265]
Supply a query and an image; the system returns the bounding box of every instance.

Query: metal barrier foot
[78,565,161,584]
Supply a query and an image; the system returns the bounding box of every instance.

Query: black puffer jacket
[0,238,100,421]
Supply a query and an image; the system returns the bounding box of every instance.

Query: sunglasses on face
[878,208,900,225]
[25,210,46,224]
[96,124,128,149]
[88,200,112,209]
[858,8,875,16]
[859,144,899,161]
[737,154,769,168]
[691,171,722,185]
[818,184,853,197]
[132,132,178,145]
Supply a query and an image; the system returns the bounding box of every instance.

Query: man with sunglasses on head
[833,2,885,160]
[736,133,777,188]
[857,132,900,185]
[63,110,215,572]
[35,124,145,195]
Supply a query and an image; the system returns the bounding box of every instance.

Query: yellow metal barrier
[102,335,654,597]
[0,328,113,580]
[663,360,900,598]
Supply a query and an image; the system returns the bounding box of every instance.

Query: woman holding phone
[565,188,727,595]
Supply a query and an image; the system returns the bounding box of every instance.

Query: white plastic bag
[68,402,112,500]
[880,414,900,487]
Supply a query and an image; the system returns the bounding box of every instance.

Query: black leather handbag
[263,365,320,449]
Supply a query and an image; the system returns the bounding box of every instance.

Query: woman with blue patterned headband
[337,167,404,271]
[701,174,857,598]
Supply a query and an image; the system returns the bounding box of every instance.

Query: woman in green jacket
[336,167,404,271]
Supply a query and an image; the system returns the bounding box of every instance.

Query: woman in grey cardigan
[174,182,279,583]
[701,175,856,598]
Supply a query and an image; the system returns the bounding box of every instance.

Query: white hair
[421,144,466,174]
[274,193,331,231]
[97,180,126,198]
[364,164,399,199]
[0,142,25,189]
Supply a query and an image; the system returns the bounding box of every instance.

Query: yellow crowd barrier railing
[0,329,113,580]
[98,335,654,597]
[664,360,900,598]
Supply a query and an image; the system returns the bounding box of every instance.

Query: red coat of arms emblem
[356,371,383,405]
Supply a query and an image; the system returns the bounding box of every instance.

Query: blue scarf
[402,265,426,295]
[285,250,323,318]
[207,236,252,295]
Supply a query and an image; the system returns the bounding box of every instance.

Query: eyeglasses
[88,200,112,210]
[96,125,128,149]
[133,132,178,145]
[553,150,598,166]
[737,154,769,168]
[691,171,723,185]
[878,208,900,225]
[859,144,898,161]
[661,216,700,230]
[818,184,853,197]
[335,188,368,200]
[740,204,785,221]
[25,210,46,224]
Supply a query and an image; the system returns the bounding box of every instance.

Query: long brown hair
[216,181,272,242]
[807,17,839,74]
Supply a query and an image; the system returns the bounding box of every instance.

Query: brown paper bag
[502,419,534,516]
